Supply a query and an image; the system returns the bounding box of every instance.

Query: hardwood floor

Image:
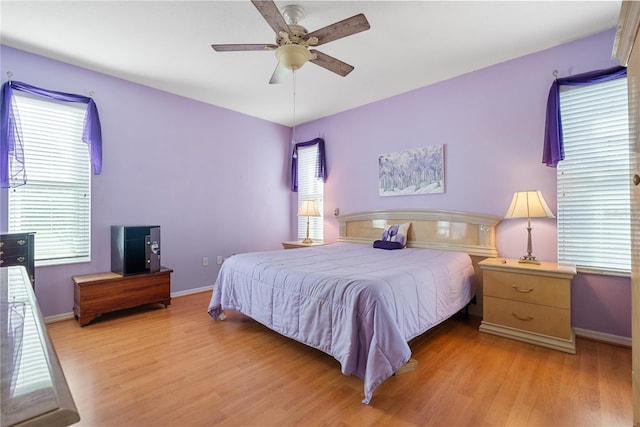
[46,291,632,426]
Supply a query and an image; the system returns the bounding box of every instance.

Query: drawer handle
[512,284,533,293]
[512,312,534,321]
[17,256,25,262]
[17,239,26,246]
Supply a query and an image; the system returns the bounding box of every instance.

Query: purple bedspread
[208,243,474,403]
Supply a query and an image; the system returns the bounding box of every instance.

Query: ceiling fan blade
[269,62,289,84]
[251,0,291,35]
[309,50,354,77]
[306,13,370,46]
[211,44,277,52]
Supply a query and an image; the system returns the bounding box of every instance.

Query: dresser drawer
[0,245,28,257]
[483,270,570,309]
[484,296,572,339]
[0,244,28,259]
[0,236,31,250]
[0,254,30,268]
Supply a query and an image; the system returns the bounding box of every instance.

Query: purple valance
[291,137,327,192]
[1,80,102,188]
[542,65,627,167]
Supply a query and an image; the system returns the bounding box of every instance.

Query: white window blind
[297,144,324,241]
[9,93,91,266]
[557,77,631,275]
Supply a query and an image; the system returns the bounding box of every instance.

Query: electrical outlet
[217,255,223,265]
[202,257,208,266]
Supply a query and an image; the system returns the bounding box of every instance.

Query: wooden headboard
[335,209,500,257]
[335,209,501,313]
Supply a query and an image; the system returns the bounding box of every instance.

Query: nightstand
[478,257,576,354]
[281,241,326,249]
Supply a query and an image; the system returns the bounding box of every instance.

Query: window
[557,77,631,275]
[8,92,91,266]
[297,144,324,241]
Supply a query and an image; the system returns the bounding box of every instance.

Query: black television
[111,225,160,275]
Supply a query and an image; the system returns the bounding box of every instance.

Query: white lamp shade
[504,190,555,219]
[297,200,320,217]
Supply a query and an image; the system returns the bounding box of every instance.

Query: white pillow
[381,222,411,247]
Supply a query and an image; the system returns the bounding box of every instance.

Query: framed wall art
[378,144,444,197]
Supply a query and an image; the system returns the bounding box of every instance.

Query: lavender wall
[1,45,292,318]
[293,29,631,338]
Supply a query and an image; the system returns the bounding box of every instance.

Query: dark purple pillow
[373,240,403,250]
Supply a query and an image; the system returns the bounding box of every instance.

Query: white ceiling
[0,1,622,127]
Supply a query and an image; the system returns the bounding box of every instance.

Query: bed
[208,209,500,404]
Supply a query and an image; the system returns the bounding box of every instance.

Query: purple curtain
[0,80,102,188]
[0,82,25,187]
[291,137,327,192]
[542,65,627,167]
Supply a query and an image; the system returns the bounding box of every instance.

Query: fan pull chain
[292,69,297,144]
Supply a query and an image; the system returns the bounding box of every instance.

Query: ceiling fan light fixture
[276,44,314,70]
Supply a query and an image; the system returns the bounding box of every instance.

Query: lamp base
[301,238,313,244]
[518,255,541,265]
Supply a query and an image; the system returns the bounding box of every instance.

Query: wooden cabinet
[0,232,35,288]
[281,241,326,249]
[72,267,172,326]
[478,258,576,354]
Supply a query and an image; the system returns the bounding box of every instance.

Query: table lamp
[504,190,555,264]
[297,200,320,244]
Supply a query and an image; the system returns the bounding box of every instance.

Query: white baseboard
[171,285,213,297]
[573,327,631,347]
[43,285,215,324]
[45,312,76,324]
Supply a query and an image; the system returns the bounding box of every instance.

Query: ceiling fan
[211,0,371,84]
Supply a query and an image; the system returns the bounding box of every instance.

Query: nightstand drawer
[484,296,572,339]
[483,270,570,308]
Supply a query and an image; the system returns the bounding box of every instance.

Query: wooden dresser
[0,233,35,288]
[1,266,80,426]
[478,258,577,354]
[72,267,172,326]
